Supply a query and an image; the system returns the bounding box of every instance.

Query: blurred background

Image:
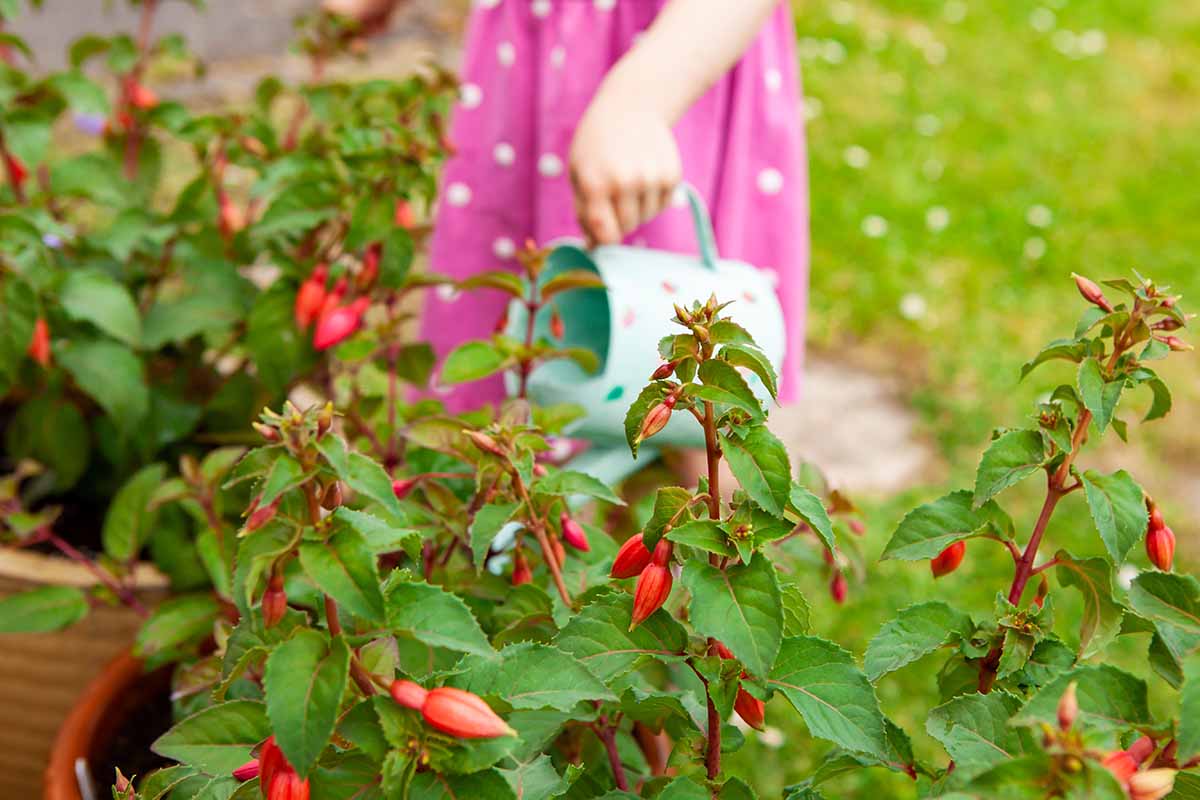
[6,0,1199,795]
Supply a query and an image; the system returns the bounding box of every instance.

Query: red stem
[700,392,723,784]
[45,530,148,616]
[596,719,629,791]
[518,292,538,399]
[122,0,158,180]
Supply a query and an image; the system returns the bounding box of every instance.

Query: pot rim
[0,549,169,591]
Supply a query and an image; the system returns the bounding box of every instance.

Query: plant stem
[596,719,629,791]
[701,401,721,519]
[324,595,377,696]
[513,476,572,606]
[699,399,723,785]
[518,292,538,399]
[45,530,148,616]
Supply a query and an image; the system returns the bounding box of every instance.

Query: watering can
[505,185,786,488]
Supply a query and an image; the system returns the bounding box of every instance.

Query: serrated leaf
[298,526,386,623]
[1053,551,1125,657]
[1078,358,1123,433]
[59,269,141,346]
[386,581,494,657]
[256,455,306,508]
[881,490,1009,561]
[660,776,709,800]
[152,700,269,776]
[973,429,1045,508]
[1179,654,1200,764]
[135,594,220,657]
[1020,339,1088,380]
[316,434,404,518]
[58,339,149,426]
[768,635,888,759]
[720,426,791,516]
[0,586,89,633]
[533,470,624,506]
[500,754,568,800]
[665,519,734,556]
[693,359,763,418]
[470,502,519,571]
[926,692,1031,779]
[554,591,687,682]
[1080,469,1146,564]
[102,462,166,561]
[1012,664,1150,731]
[449,642,614,711]
[864,602,973,681]
[643,486,693,550]
[720,343,778,399]
[682,554,782,676]
[787,484,835,554]
[264,630,351,777]
[441,340,511,385]
[409,769,517,799]
[779,581,811,636]
[1127,572,1200,662]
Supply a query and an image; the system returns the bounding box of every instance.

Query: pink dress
[423,0,808,413]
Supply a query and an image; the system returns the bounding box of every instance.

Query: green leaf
[1127,572,1200,662]
[1012,664,1150,732]
[0,586,88,632]
[787,484,836,554]
[441,340,511,385]
[135,594,220,657]
[881,490,1009,561]
[864,601,973,681]
[500,755,569,800]
[972,429,1045,508]
[533,470,625,506]
[469,502,519,571]
[5,395,90,490]
[316,435,404,518]
[539,269,606,301]
[298,526,386,624]
[624,381,671,459]
[779,581,812,636]
[59,269,141,346]
[102,463,167,561]
[1078,358,1123,433]
[768,635,888,759]
[665,519,734,557]
[257,455,306,508]
[1053,551,1125,657]
[264,630,351,777]
[1020,339,1088,380]
[58,339,149,426]
[449,642,614,711]
[459,270,526,298]
[692,359,763,418]
[1179,654,1200,764]
[409,769,516,799]
[1080,469,1147,564]
[642,486,693,550]
[386,581,494,657]
[926,692,1031,779]
[682,554,782,676]
[152,700,270,776]
[245,285,316,394]
[720,426,791,516]
[720,343,778,399]
[554,591,687,682]
[1141,375,1172,421]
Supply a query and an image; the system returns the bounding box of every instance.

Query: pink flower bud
[511,549,532,585]
[1152,317,1183,332]
[1128,736,1156,766]
[394,199,415,229]
[246,496,280,532]
[392,477,418,500]
[389,679,429,710]
[830,571,847,604]
[27,317,51,367]
[421,687,515,739]
[560,512,589,552]
[849,519,866,535]
[611,533,653,579]
[1157,335,1192,352]
[1072,273,1113,312]
[549,307,565,340]
[931,541,966,578]
[465,430,506,458]
[651,360,680,380]
[1057,681,1078,731]
[313,298,368,351]
[262,573,287,628]
[232,759,260,781]
[253,422,280,442]
[734,687,765,731]
[638,402,673,443]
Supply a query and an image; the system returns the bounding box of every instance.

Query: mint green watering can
[505,186,786,487]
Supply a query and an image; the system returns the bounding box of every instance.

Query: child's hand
[569,100,682,247]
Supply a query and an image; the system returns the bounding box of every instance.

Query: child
[329,0,808,415]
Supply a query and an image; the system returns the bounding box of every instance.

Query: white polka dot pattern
[765,68,783,92]
[531,0,551,17]
[757,168,784,195]
[550,46,566,68]
[493,142,516,166]
[446,182,472,207]
[497,41,516,67]
[493,237,516,258]
[538,153,564,178]
[594,0,616,9]
[460,83,483,109]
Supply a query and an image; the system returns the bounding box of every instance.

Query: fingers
[574,174,680,246]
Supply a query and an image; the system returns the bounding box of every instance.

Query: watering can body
[505,187,786,484]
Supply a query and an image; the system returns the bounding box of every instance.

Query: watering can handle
[682,183,719,270]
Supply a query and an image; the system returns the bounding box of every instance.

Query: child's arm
[570,0,780,246]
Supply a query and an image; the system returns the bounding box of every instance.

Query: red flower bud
[316,278,349,323]
[259,737,285,796]
[849,519,866,535]
[394,199,415,229]
[734,687,766,730]
[560,512,589,552]
[218,196,245,237]
[232,759,260,781]
[651,538,672,567]
[1072,273,1113,312]
[392,477,418,500]
[252,422,280,442]
[638,402,672,443]
[267,770,310,800]
[630,562,672,629]
[262,573,287,629]
[1128,735,1156,766]
[713,641,735,660]
[313,298,368,350]
[651,360,680,380]
[1034,575,1049,609]
[1156,335,1192,352]
[127,80,158,110]
[549,307,565,340]
[494,308,510,335]
[1152,317,1183,332]
[611,532,653,579]
[357,241,382,290]
[321,481,343,510]
[1057,681,1077,731]
[389,679,429,710]
[532,462,548,478]
[1128,769,1176,800]
[1101,750,1137,785]
[465,430,506,458]
[1146,524,1175,571]
[931,541,966,578]
[421,687,515,739]
[830,571,847,604]
[511,549,532,585]
[27,317,51,366]
[246,496,280,532]
[294,265,329,329]
[4,151,28,188]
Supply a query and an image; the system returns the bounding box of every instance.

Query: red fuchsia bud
[392,477,419,500]
[262,573,287,628]
[651,360,680,380]
[713,641,735,660]
[651,538,673,567]
[1156,335,1192,352]
[560,512,589,552]
[4,151,28,188]
[549,307,565,340]
[246,496,280,532]
[1057,681,1078,731]
[532,462,548,478]
[218,195,245,237]
[421,687,515,739]
[394,199,415,229]
[493,308,510,335]
[663,393,678,409]
[1128,769,1176,800]
[1128,736,1156,766]
[127,80,158,110]
[313,299,368,351]
[930,541,966,578]
[252,422,280,442]
[114,769,132,794]
[465,430,506,458]
[258,736,285,796]
[1146,525,1175,571]
[1152,317,1184,332]
[830,571,847,604]
[241,136,268,158]
[1072,273,1113,312]
[232,759,260,782]
[734,687,766,731]
[849,518,866,535]
[611,532,653,579]
[293,266,329,329]
[1034,575,1049,609]
[316,278,349,324]
[631,562,672,629]
[27,317,51,366]
[321,481,342,510]
[389,679,429,710]
[316,401,334,438]
[511,548,532,585]
[1148,499,1166,531]
[357,242,382,290]
[638,402,673,443]
[267,770,310,800]
[1102,750,1138,785]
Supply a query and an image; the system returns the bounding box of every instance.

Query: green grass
[720,1,1200,794]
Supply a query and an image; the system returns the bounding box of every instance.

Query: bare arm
[570,0,780,244]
